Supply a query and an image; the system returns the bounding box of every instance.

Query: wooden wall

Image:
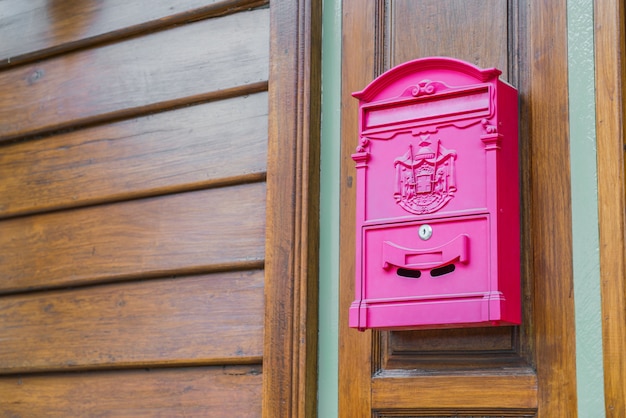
[0,1,269,416]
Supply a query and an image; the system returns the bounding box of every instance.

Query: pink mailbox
[350,57,520,331]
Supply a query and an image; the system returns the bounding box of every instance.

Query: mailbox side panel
[493,81,521,324]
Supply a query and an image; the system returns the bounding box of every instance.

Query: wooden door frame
[263,0,322,417]
[595,0,626,415]
[338,0,578,415]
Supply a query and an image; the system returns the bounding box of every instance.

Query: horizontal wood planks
[0,366,262,417]
[0,7,269,141]
[0,183,266,293]
[0,271,263,373]
[0,92,268,218]
[0,0,268,68]
[0,2,270,415]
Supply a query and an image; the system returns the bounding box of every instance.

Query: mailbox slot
[363,85,491,134]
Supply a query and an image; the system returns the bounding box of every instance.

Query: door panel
[371,374,537,410]
[339,0,576,416]
[381,326,523,371]
[389,0,509,74]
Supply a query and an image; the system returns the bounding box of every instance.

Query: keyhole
[418,224,432,240]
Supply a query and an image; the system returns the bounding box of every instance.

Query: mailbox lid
[361,214,490,302]
[353,56,503,104]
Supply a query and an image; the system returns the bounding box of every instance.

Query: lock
[418,224,432,240]
[349,57,521,331]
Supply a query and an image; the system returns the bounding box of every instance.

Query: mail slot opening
[430,263,456,277]
[397,268,421,279]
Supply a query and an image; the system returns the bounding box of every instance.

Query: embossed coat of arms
[393,137,457,214]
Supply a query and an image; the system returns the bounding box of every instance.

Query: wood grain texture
[372,373,538,410]
[373,410,536,418]
[0,2,273,417]
[0,271,263,373]
[390,0,509,78]
[338,1,377,417]
[262,0,321,417]
[527,0,578,415]
[383,327,524,371]
[0,365,262,417]
[388,327,514,352]
[0,183,266,293]
[0,91,268,218]
[338,0,587,415]
[374,0,523,375]
[0,0,269,69]
[594,0,626,415]
[0,7,269,141]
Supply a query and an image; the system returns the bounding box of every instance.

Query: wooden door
[339,1,576,416]
[0,1,319,417]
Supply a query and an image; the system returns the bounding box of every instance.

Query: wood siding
[0,1,270,416]
[0,366,262,417]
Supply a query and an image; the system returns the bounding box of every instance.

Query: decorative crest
[393,136,457,214]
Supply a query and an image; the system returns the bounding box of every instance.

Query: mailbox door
[364,217,489,297]
[360,216,492,329]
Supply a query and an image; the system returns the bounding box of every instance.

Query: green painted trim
[567,0,606,414]
[318,0,341,416]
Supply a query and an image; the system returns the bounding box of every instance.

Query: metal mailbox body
[349,57,520,331]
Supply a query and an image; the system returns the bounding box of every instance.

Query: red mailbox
[349,57,520,331]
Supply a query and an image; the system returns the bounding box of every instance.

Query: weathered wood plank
[0,0,268,68]
[0,271,263,373]
[0,7,269,141]
[0,183,266,293]
[0,92,268,218]
[0,365,262,417]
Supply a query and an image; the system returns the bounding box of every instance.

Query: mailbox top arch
[352,56,502,103]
